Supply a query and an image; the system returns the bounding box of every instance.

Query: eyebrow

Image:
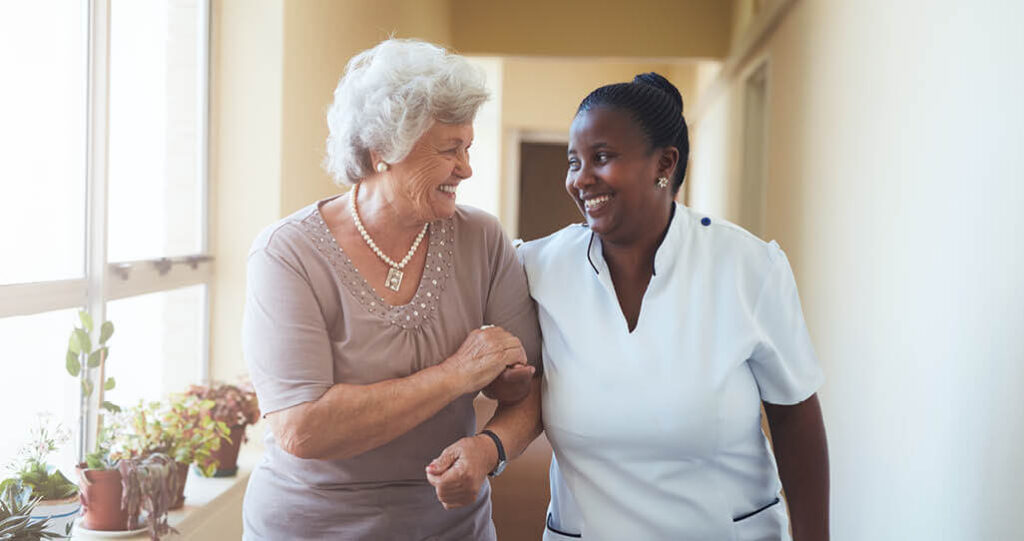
[568,142,611,155]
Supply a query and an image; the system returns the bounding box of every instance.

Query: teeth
[584,195,612,209]
[439,185,457,194]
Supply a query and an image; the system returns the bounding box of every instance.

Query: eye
[567,157,580,171]
[595,152,611,164]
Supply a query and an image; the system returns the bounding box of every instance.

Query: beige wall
[208,0,284,383]
[451,0,732,58]
[502,58,704,134]
[689,1,1024,538]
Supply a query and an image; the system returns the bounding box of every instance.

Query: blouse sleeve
[243,246,334,416]
[748,243,824,405]
[482,225,543,370]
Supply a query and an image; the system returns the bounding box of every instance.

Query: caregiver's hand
[426,435,497,509]
[483,361,535,403]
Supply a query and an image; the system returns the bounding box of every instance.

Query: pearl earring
[657,176,669,188]
[376,162,389,173]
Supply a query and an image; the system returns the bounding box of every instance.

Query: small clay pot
[171,461,189,509]
[208,425,246,477]
[77,465,129,531]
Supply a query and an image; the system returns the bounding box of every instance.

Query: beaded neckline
[301,201,455,330]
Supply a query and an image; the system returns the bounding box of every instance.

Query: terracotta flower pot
[208,425,246,477]
[171,461,189,509]
[77,465,129,531]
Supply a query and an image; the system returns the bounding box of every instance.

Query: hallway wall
[688,1,1024,538]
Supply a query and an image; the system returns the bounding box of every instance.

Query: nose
[454,149,472,179]
[568,164,596,194]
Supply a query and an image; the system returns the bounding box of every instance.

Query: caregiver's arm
[426,376,543,509]
[764,393,830,541]
[267,327,525,461]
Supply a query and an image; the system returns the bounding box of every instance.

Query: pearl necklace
[350,183,429,292]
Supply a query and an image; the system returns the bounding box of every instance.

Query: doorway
[516,141,581,242]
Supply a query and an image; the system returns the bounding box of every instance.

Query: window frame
[0,0,212,463]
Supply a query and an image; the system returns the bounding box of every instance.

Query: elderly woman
[428,73,829,540]
[241,39,540,540]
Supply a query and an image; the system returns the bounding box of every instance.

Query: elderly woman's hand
[443,327,528,395]
[425,434,497,509]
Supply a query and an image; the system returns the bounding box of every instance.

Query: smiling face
[567,107,677,244]
[382,121,474,222]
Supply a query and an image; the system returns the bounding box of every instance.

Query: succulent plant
[0,483,65,540]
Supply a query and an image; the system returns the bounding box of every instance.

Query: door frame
[501,129,569,237]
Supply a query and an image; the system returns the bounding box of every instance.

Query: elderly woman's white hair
[324,39,489,185]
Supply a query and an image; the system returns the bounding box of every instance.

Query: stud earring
[376,162,389,173]
[657,176,669,188]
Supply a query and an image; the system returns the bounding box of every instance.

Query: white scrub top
[520,203,824,541]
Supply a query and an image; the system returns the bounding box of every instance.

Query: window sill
[71,445,262,539]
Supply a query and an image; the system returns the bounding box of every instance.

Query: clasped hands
[427,325,531,509]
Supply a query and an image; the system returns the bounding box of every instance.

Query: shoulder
[248,200,323,262]
[519,222,591,270]
[451,204,511,256]
[453,204,503,234]
[679,206,783,270]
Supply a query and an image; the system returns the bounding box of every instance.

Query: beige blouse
[242,197,541,540]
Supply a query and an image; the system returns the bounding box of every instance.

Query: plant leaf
[73,328,91,355]
[79,311,94,333]
[99,321,114,344]
[65,351,81,377]
[67,332,81,355]
[101,401,121,413]
[104,377,116,390]
[82,379,94,398]
[88,349,103,368]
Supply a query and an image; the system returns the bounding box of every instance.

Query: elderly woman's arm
[764,394,830,541]
[425,376,543,508]
[267,327,526,461]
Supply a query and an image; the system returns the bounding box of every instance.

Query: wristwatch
[479,429,507,477]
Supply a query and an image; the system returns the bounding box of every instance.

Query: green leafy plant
[64,311,120,468]
[0,483,65,540]
[65,311,117,412]
[184,382,260,428]
[117,453,180,540]
[110,396,230,477]
[0,414,77,503]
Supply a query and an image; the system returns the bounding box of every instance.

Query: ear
[368,150,383,168]
[656,146,680,180]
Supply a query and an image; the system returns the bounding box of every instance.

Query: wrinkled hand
[444,327,527,394]
[425,435,497,510]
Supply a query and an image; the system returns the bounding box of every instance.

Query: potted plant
[63,311,131,532]
[0,482,65,540]
[184,382,260,476]
[0,414,78,537]
[116,453,180,540]
[111,396,229,509]
[76,420,179,540]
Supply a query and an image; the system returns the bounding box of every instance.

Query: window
[0,0,211,474]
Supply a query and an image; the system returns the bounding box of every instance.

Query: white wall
[689,1,1024,539]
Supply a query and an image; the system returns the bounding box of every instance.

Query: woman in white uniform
[425,73,829,540]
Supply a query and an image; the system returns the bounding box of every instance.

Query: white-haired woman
[241,39,541,540]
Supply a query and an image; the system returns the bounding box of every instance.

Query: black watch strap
[479,429,507,477]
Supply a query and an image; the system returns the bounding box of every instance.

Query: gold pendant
[385,267,403,291]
